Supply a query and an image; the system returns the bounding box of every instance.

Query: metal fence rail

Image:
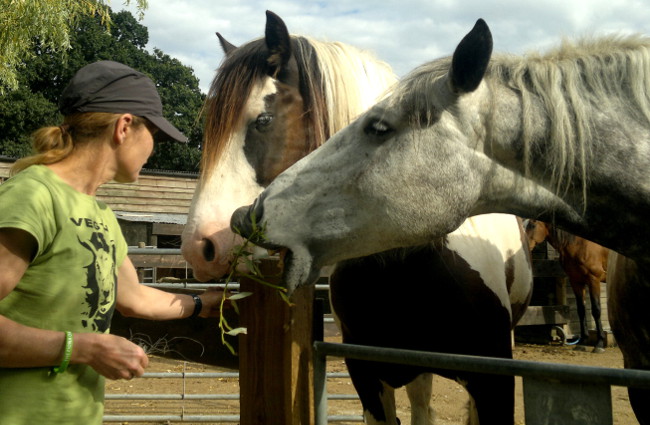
[106,394,240,400]
[104,248,353,423]
[103,369,361,423]
[313,341,650,425]
[103,414,241,423]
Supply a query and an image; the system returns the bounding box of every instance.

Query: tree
[142,48,204,171]
[0,88,59,158]
[0,8,204,172]
[0,0,148,94]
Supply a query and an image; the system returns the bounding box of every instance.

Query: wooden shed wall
[0,160,197,216]
[97,176,196,214]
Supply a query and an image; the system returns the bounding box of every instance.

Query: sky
[118,0,650,94]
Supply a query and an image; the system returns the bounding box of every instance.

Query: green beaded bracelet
[52,331,73,374]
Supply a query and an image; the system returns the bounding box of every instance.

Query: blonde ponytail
[11,113,148,175]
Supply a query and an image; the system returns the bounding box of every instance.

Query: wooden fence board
[239,259,315,425]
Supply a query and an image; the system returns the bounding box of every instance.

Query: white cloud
[118,0,650,93]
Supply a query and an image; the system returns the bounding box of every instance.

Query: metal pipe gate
[105,248,358,423]
[313,341,650,425]
[103,369,360,423]
[103,372,245,423]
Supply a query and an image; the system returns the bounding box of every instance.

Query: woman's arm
[116,256,224,320]
[0,228,63,367]
[0,228,148,379]
[0,228,34,299]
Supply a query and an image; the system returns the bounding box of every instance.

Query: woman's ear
[113,114,134,145]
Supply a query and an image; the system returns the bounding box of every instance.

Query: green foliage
[0,87,59,158]
[0,0,148,93]
[220,219,290,355]
[140,48,205,172]
[0,6,205,171]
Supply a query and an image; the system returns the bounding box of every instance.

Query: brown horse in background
[525,219,609,353]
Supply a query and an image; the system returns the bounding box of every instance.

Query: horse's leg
[405,373,435,425]
[366,382,397,425]
[463,373,515,425]
[608,255,650,425]
[629,386,650,425]
[463,336,515,424]
[571,280,589,347]
[587,279,606,353]
[345,358,399,425]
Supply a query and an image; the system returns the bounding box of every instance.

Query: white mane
[395,34,650,205]
[304,37,397,136]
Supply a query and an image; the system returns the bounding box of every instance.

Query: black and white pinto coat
[330,213,533,425]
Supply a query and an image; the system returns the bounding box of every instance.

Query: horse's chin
[191,263,230,282]
[281,247,321,295]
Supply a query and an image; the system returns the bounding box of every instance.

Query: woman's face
[114,121,156,183]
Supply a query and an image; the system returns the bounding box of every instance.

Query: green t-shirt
[0,165,128,425]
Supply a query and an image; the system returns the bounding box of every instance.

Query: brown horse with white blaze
[182,13,396,280]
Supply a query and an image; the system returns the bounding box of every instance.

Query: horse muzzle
[230,197,283,251]
[231,197,322,294]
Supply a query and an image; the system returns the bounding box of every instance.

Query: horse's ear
[265,10,293,73]
[216,32,237,55]
[449,19,493,94]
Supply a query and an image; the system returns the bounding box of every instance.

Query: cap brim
[147,115,188,143]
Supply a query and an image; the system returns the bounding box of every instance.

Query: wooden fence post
[239,258,315,425]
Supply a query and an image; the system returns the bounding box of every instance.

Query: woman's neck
[46,145,116,196]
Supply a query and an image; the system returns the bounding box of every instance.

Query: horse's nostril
[203,238,215,262]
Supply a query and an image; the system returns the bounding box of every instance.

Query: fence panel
[313,341,650,425]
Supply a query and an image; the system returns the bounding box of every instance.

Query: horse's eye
[255,113,273,131]
[364,119,394,138]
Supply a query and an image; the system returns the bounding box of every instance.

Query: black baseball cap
[59,60,187,143]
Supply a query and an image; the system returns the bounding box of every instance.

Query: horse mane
[304,37,397,135]
[200,35,396,181]
[393,34,650,207]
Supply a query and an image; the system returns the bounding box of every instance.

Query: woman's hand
[197,288,230,318]
[72,332,149,380]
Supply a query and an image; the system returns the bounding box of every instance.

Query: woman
[0,61,224,424]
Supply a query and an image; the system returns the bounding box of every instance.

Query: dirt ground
[104,334,636,425]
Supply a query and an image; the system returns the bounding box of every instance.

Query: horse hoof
[573,345,587,352]
[592,347,605,354]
